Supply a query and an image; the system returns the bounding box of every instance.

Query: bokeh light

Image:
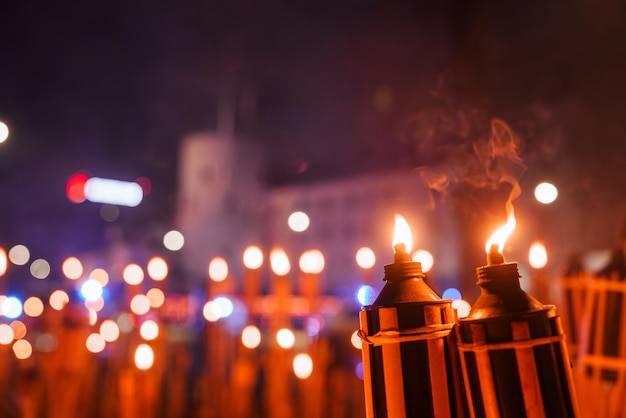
[412,249,434,273]
[147,256,168,281]
[208,257,229,282]
[24,297,44,317]
[117,313,134,333]
[270,248,290,276]
[66,173,88,203]
[213,297,234,318]
[287,211,310,232]
[134,344,154,370]
[442,288,462,301]
[140,320,159,341]
[0,324,14,344]
[12,339,32,360]
[80,279,103,301]
[84,297,105,312]
[350,330,362,349]
[243,246,263,270]
[299,249,325,274]
[0,247,7,276]
[163,230,184,251]
[0,121,9,143]
[2,297,22,319]
[146,288,165,308]
[452,299,472,319]
[356,285,376,306]
[529,242,548,269]
[276,328,295,349]
[130,295,151,315]
[89,268,110,286]
[203,301,221,322]
[355,362,365,380]
[62,257,83,280]
[100,320,120,342]
[10,320,27,339]
[49,290,69,311]
[241,325,262,349]
[355,247,376,269]
[86,333,106,353]
[8,245,30,266]
[88,309,98,326]
[293,353,313,379]
[123,264,144,285]
[534,182,558,204]
[30,258,51,279]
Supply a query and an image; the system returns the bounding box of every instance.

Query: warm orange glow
[12,339,32,360]
[299,249,325,274]
[355,247,376,269]
[529,242,548,269]
[24,297,44,317]
[10,320,27,340]
[293,353,313,379]
[134,344,154,370]
[276,328,295,349]
[130,295,151,315]
[62,256,83,280]
[202,301,220,322]
[350,330,362,350]
[241,325,262,349]
[393,214,412,254]
[243,246,263,270]
[49,290,69,311]
[86,333,106,353]
[89,268,110,286]
[140,320,159,341]
[100,320,120,342]
[88,309,98,325]
[146,288,165,308]
[485,210,516,254]
[147,256,168,281]
[270,248,291,276]
[123,263,144,285]
[452,299,472,319]
[412,249,434,273]
[85,297,105,312]
[0,247,7,277]
[208,257,229,282]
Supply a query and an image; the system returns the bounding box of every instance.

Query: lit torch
[456,209,579,418]
[358,215,466,418]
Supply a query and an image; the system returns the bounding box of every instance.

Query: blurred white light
[270,248,290,276]
[86,333,106,353]
[0,121,8,143]
[293,353,313,379]
[2,297,22,319]
[452,299,472,319]
[412,249,434,273]
[299,249,325,274]
[8,245,30,266]
[84,177,143,207]
[163,230,184,251]
[243,246,263,269]
[30,258,51,279]
[62,257,83,280]
[100,320,120,342]
[147,257,168,281]
[139,320,159,341]
[276,328,295,349]
[213,297,234,318]
[134,344,154,370]
[13,339,32,360]
[355,247,376,269]
[529,242,548,269]
[356,285,376,306]
[288,211,310,232]
[0,324,14,344]
[241,325,262,349]
[203,301,221,322]
[534,182,558,204]
[350,330,363,350]
[123,264,144,285]
[80,279,103,301]
[0,248,7,277]
[49,290,69,311]
[208,257,229,282]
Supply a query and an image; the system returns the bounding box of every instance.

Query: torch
[456,210,579,418]
[358,214,466,418]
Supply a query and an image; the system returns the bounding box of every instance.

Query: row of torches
[359,213,579,418]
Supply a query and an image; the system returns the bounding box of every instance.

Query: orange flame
[393,214,412,254]
[485,207,516,254]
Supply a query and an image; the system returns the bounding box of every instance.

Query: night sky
[1,0,626,265]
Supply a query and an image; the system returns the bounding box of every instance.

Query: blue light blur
[214,296,234,318]
[442,287,462,301]
[356,285,376,306]
[80,279,103,301]
[3,296,23,319]
[354,361,365,380]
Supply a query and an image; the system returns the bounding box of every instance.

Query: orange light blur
[147,256,168,281]
[243,246,263,270]
[12,339,32,360]
[146,288,165,308]
[412,249,434,273]
[0,247,7,277]
[100,320,120,342]
[86,333,106,353]
[293,353,313,379]
[529,242,548,269]
[9,320,27,340]
[299,249,325,274]
[241,325,262,349]
[355,247,376,269]
[208,257,229,282]
[89,268,110,286]
[350,330,362,350]
[123,264,144,285]
[485,210,516,254]
[49,290,69,311]
[130,294,151,315]
[139,320,159,341]
[270,248,290,276]
[393,214,412,253]
[134,344,154,370]
[24,297,44,317]
[62,256,83,280]
[85,297,105,312]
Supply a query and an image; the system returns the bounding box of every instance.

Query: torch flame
[393,214,412,254]
[485,208,516,255]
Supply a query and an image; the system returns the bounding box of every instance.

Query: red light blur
[66,173,88,203]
